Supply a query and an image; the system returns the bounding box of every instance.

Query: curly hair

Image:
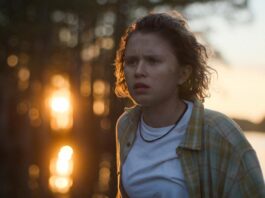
[114,11,214,102]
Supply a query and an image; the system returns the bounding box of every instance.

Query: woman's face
[123,32,187,107]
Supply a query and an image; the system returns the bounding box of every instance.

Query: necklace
[139,103,188,143]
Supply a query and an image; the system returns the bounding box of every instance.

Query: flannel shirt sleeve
[228,149,265,198]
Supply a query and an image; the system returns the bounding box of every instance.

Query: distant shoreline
[233,118,265,133]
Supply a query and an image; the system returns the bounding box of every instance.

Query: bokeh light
[93,99,105,116]
[49,145,74,194]
[48,75,73,131]
[7,54,18,67]
[18,67,30,82]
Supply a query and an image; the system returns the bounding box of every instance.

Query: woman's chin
[133,98,154,107]
[131,94,158,107]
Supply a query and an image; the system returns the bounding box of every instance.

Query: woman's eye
[147,57,159,65]
[124,58,138,66]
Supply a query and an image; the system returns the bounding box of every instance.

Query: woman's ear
[178,65,192,85]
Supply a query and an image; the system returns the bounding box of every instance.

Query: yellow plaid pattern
[116,100,265,198]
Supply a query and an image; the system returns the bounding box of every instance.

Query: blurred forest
[0,0,249,197]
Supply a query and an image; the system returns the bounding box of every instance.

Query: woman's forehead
[125,32,175,56]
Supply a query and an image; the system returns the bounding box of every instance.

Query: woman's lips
[133,83,150,89]
[133,83,150,94]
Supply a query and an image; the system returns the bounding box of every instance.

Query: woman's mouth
[133,83,150,94]
[133,83,150,89]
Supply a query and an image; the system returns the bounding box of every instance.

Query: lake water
[245,131,265,179]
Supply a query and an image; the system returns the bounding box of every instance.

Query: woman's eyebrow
[143,54,161,58]
[125,52,162,57]
[123,55,137,59]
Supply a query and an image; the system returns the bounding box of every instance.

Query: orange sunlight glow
[49,145,74,194]
[50,95,70,113]
[48,75,73,131]
[92,79,110,116]
[49,176,73,194]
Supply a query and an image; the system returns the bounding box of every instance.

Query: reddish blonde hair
[114,11,214,102]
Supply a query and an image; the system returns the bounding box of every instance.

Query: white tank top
[122,101,193,198]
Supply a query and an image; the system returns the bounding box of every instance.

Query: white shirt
[122,101,193,198]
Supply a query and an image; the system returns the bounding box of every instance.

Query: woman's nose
[135,61,146,77]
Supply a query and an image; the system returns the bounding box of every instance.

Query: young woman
[114,11,265,198]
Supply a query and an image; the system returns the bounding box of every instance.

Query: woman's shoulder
[203,108,252,153]
[116,105,141,136]
[204,108,240,131]
[116,110,130,129]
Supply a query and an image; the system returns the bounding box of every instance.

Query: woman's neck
[142,99,186,128]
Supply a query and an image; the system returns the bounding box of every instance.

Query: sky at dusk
[207,0,265,69]
[191,0,265,123]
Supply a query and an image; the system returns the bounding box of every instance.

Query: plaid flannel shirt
[116,100,265,198]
